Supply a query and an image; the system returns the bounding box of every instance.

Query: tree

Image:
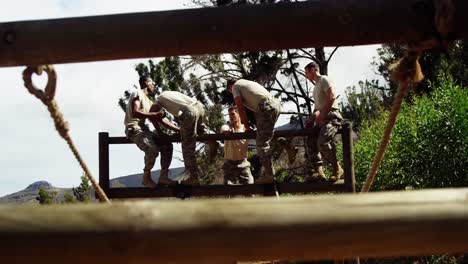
[372,41,468,99]
[72,175,92,203]
[36,188,57,205]
[340,79,389,131]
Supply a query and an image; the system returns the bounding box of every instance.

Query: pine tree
[72,175,91,203]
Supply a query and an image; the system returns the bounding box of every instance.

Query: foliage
[372,41,468,100]
[353,77,468,191]
[72,175,92,203]
[36,188,57,205]
[340,79,389,131]
[63,193,76,204]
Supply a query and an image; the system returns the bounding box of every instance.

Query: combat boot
[305,165,327,182]
[158,168,177,186]
[181,175,200,186]
[329,163,344,183]
[142,170,158,188]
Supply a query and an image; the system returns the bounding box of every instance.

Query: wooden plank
[106,129,327,144]
[0,188,467,263]
[107,181,347,199]
[1,0,467,67]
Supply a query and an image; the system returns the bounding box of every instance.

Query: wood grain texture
[1,0,467,67]
[1,188,467,263]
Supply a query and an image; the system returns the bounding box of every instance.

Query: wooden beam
[107,181,347,199]
[107,129,324,144]
[0,188,467,263]
[1,0,467,67]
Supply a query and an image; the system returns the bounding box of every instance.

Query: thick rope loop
[361,0,454,192]
[22,65,110,203]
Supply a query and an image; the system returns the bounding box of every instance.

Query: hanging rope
[361,0,455,192]
[22,65,110,203]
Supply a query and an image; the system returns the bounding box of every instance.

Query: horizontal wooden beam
[108,181,347,198]
[1,0,467,67]
[107,129,322,144]
[1,188,467,263]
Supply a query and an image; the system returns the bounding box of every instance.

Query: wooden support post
[1,0,468,67]
[342,122,356,193]
[98,132,110,197]
[1,188,468,263]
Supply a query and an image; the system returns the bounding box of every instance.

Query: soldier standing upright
[304,62,344,182]
[124,75,175,188]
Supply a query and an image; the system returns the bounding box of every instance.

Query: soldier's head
[139,75,156,94]
[226,79,237,93]
[304,62,319,81]
[228,105,240,124]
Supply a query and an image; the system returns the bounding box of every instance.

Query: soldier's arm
[234,96,251,132]
[132,97,162,120]
[159,118,180,133]
[221,124,231,135]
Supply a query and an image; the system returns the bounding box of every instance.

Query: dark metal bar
[98,132,110,197]
[107,181,347,199]
[342,122,356,193]
[2,0,467,67]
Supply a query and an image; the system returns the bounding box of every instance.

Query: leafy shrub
[354,78,467,191]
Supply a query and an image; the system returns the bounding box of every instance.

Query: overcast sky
[0,0,382,196]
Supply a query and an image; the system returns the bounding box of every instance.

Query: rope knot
[389,51,425,85]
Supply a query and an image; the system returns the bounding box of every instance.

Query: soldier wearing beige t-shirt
[304,62,343,182]
[221,106,253,185]
[151,91,216,185]
[124,75,175,188]
[227,79,281,184]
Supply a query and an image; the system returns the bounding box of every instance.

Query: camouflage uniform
[125,127,173,178]
[223,159,254,185]
[254,97,282,178]
[306,110,342,168]
[178,101,209,180]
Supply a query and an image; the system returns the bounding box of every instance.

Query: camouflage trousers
[125,127,173,175]
[179,102,209,179]
[254,97,281,177]
[223,159,254,185]
[306,110,342,167]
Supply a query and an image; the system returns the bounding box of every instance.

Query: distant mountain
[0,181,73,204]
[0,168,187,204]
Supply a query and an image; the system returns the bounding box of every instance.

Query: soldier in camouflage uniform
[151,91,216,185]
[227,79,281,184]
[221,106,254,185]
[304,62,344,182]
[124,75,175,188]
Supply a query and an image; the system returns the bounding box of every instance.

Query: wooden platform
[99,123,356,199]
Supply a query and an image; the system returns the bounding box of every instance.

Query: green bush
[354,78,468,191]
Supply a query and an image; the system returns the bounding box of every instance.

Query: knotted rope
[23,65,110,203]
[361,0,455,192]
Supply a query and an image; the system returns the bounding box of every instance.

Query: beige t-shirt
[221,124,248,161]
[124,89,153,129]
[154,91,197,116]
[232,79,271,112]
[313,76,338,110]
